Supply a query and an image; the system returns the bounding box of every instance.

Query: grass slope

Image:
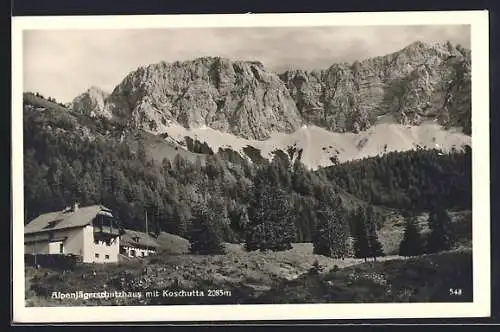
[255,249,472,304]
[23,92,206,165]
[122,131,206,165]
[24,243,386,306]
[25,240,471,306]
[23,92,68,112]
[154,232,190,255]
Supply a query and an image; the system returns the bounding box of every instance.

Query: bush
[309,260,324,275]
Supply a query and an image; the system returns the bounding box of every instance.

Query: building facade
[120,229,160,258]
[24,203,121,263]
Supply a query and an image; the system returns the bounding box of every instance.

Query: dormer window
[43,219,63,229]
[133,236,140,243]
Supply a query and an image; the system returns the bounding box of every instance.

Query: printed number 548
[449,288,462,296]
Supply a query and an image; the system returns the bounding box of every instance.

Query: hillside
[254,249,472,304]
[23,91,472,245]
[23,92,365,240]
[321,146,472,211]
[24,242,401,306]
[154,232,190,255]
[23,93,205,163]
[25,245,472,306]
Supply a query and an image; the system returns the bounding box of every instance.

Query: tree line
[24,91,67,108]
[321,147,471,212]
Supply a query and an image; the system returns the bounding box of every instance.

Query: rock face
[280,41,471,134]
[70,86,111,118]
[70,41,471,139]
[86,58,302,140]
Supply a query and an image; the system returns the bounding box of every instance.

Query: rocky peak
[71,41,471,138]
[280,40,471,133]
[104,57,303,139]
[70,86,111,118]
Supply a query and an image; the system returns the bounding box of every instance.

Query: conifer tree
[427,208,455,253]
[313,193,349,258]
[399,212,424,257]
[365,206,385,261]
[353,206,385,261]
[353,207,370,261]
[187,199,225,255]
[245,175,296,252]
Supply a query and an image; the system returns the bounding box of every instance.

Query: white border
[12,11,490,323]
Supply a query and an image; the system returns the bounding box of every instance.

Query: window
[95,253,99,258]
[59,243,64,253]
[105,255,109,260]
[141,252,145,257]
[131,250,136,257]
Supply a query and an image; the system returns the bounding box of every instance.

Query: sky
[23,25,470,104]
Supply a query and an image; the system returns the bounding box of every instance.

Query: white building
[24,203,121,263]
[120,229,160,258]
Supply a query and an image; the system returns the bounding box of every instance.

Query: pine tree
[398,212,424,257]
[365,206,385,261]
[292,160,312,196]
[245,179,296,252]
[313,193,349,258]
[353,206,385,261]
[270,189,296,251]
[172,202,190,236]
[353,207,370,261]
[187,199,225,255]
[427,208,455,253]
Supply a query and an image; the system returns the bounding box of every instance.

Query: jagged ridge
[280,41,471,134]
[69,41,471,140]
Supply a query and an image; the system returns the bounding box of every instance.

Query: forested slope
[23,93,471,246]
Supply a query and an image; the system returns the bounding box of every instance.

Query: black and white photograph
[12,11,490,322]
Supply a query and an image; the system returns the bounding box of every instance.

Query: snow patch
[160,123,471,170]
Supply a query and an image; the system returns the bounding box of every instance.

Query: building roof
[24,205,114,235]
[120,229,160,249]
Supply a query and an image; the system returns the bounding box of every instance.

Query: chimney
[73,202,79,213]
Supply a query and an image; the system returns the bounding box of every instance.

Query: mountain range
[67,40,471,169]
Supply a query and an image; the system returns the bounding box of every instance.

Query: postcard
[12,10,490,323]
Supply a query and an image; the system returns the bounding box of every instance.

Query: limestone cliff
[69,86,111,119]
[280,41,471,134]
[99,58,301,139]
[70,41,471,139]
